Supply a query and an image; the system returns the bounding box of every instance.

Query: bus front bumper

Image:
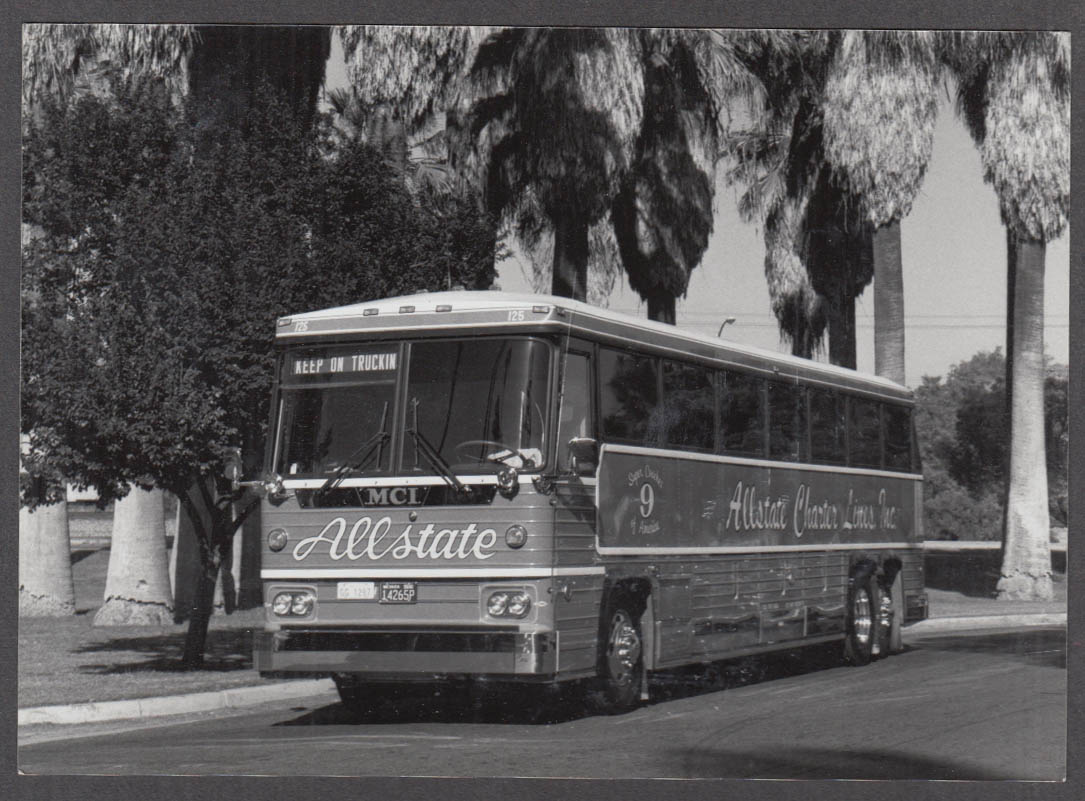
[254,628,558,677]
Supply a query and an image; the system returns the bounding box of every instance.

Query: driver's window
[557,351,593,471]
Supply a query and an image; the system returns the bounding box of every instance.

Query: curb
[905,612,1066,635]
[18,678,336,727]
[19,612,1066,728]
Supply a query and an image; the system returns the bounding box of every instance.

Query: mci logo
[362,486,426,506]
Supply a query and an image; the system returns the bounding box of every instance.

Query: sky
[326,36,1070,389]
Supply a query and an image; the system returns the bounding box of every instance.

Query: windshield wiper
[317,402,389,499]
[404,427,470,497]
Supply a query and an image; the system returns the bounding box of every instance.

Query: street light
[717,317,737,337]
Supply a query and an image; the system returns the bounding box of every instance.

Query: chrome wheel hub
[853,588,872,646]
[607,610,642,684]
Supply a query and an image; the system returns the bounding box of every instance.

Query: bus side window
[848,396,882,469]
[599,348,659,445]
[662,360,714,451]
[768,380,807,462]
[883,404,913,471]
[719,371,765,456]
[557,351,593,471]
[809,387,846,465]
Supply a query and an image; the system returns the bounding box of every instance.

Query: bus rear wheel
[844,575,877,666]
[592,595,644,713]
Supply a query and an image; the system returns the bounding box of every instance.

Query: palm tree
[341,27,771,324]
[612,30,766,324]
[949,32,1069,601]
[728,31,874,367]
[18,478,75,617]
[93,486,174,625]
[820,31,940,385]
[454,28,645,302]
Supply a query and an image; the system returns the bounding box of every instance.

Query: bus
[249,290,928,714]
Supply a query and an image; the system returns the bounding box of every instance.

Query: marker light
[505,524,528,549]
[267,529,289,552]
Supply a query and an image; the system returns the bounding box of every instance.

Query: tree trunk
[19,498,76,616]
[645,286,676,325]
[997,236,1052,600]
[872,219,906,385]
[551,212,588,302]
[94,486,174,626]
[827,289,857,369]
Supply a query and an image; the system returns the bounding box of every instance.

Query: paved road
[18,627,1065,779]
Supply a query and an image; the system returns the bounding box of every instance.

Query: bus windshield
[274,338,551,478]
[401,339,550,473]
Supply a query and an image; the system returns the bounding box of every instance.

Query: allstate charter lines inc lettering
[726,481,900,538]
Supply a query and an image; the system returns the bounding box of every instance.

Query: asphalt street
[18,626,1066,780]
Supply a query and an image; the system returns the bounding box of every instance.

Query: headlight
[290,592,314,616]
[487,592,509,617]
[505,524,528,549]
[486,590,531,618]
[267,528,289,552]
[271,590,315,617]
[506,592,532,618]
[272,592,293,616]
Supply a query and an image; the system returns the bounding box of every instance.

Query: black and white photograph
[10,8,1075,791]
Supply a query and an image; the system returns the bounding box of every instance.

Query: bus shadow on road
[277,641,873,727]
[671,744,1029,780]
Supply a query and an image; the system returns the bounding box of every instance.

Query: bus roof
[278,290,911,399]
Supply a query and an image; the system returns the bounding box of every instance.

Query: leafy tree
[21,23,332,621]
[914,350,1067,542]
[22,85,497,666]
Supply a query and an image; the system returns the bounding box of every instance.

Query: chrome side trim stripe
[261,566,606,579]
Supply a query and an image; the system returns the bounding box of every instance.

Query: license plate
[337,581,377,600]
[379,582,417,604]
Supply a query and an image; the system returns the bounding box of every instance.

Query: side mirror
[567,437,598,476]
[224,447,244,490]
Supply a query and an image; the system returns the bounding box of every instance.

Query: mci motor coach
[247,291,928,714]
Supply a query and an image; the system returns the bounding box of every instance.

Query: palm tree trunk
[551,212,588,302]
[93,486,174,625]
[872,219,906,385]
[827,289,857,369]
[18,497,76,616]
[997,237,1052,600]
[645,287,676,324]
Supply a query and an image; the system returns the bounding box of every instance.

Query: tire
[592,594,645,713]
[844,574,877,666]
[879,571,905,656]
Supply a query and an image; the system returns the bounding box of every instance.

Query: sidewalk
[19,567,1067,728]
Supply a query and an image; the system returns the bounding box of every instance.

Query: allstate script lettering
[293,517,498,561]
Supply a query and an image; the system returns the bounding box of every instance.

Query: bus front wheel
[844,575,878,666]
[592,595,644,713]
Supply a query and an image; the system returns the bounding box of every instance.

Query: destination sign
[283,348,400,382]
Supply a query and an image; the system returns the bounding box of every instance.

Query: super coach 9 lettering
[242,291,927,714]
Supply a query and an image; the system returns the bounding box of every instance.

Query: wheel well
[604,578,651,616]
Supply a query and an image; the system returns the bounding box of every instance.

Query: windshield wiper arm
[404,428,469,496]
[318,401,389,498]
[317,430,390,498]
